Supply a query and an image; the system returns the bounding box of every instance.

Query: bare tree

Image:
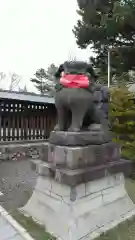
[0,72,6,81]
[9,72,21,91]
[18,84,28,93]
[68,53,77,62]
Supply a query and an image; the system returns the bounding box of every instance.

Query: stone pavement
[0,160,38,239]
[0,160,37,211]
[0,204,34,240]
[0,160,37,239]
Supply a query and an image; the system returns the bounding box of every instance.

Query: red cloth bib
[60,73,89,88]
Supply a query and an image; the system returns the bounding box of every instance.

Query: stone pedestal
[21,130,134,240]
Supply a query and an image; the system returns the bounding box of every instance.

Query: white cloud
[0,0,93,91]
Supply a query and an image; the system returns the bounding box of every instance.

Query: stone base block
[31,159,132,186]
[21,173,135,240]
[48,142,120,169]
[49,130,111,146]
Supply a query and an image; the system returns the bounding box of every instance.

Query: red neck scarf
[60,73,89,88]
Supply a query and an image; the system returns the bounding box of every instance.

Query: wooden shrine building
[0,90,56,142]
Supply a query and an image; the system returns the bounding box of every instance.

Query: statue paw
[54,124,61,131]
[88,124,101,131]
[54,124,65,131]
[68,127,80,132]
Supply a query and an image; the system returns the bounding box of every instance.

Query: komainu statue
[22,62,132,240]
[54,61,108,132]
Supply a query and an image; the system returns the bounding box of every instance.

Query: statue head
[54,61,97,81]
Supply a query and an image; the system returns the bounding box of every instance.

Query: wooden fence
[0,99,57,142]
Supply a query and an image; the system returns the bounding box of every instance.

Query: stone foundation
[21,172,135,240]
[21,129,134,239]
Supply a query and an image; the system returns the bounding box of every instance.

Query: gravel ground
[0,160,38,212]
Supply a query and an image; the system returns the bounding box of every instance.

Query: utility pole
[108,48,111,88]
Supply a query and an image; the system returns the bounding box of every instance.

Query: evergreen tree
[109,85,135,160]
[31,64,58,95]
[73,0,135,82]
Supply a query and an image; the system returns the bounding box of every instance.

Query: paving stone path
[0,160,37,240]
[0,160,37,211]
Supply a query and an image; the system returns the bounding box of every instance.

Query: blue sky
[0,0,93,91]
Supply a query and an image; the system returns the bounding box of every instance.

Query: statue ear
[54,64,64,78]
[87,64,98,80]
